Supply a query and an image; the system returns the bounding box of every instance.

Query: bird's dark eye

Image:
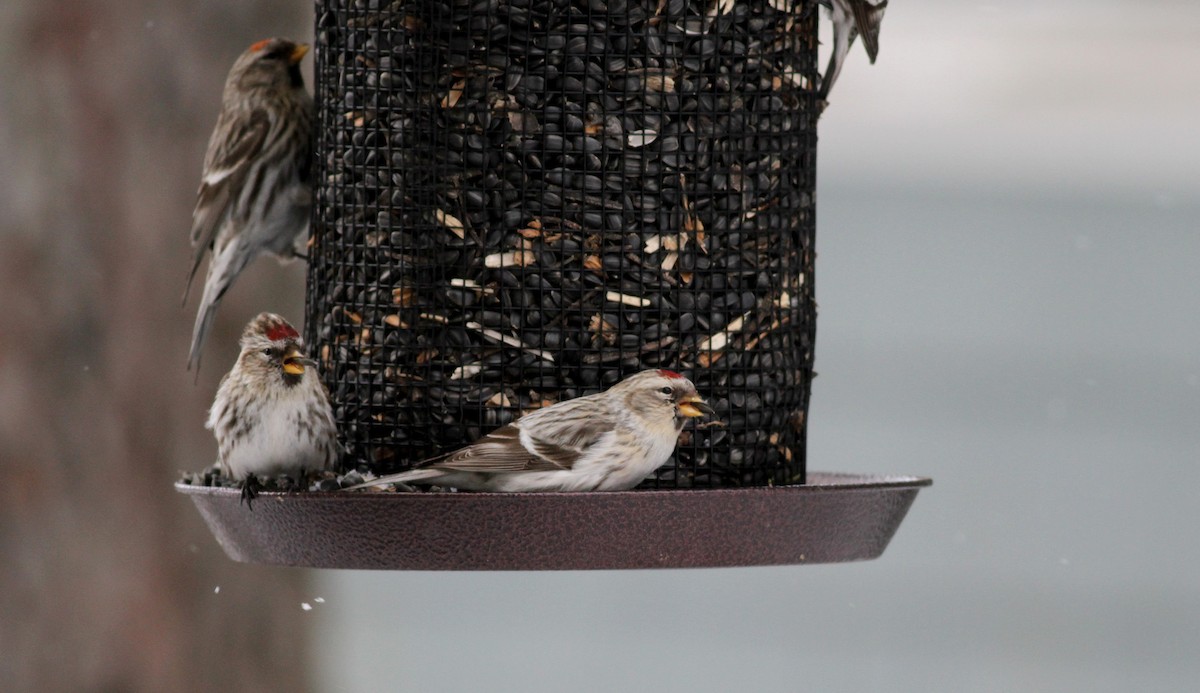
[262,348,274,357]
[660,386,674,395]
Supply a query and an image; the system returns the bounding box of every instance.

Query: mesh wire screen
[307,0,818,487]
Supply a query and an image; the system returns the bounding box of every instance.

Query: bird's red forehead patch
[248,38,273,52]
[658,369,685,380]
[266,322,299,342]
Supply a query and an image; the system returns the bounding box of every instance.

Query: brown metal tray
[176,472,930,570]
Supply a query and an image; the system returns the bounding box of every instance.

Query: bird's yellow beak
[281,347,311,376]
[290,43,310,64]
[677,395,715,419]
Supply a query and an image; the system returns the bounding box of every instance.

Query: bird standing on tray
[208,313,338,505]
[818,0,889,102]
[344,370,716,493]
[185,38,314,371]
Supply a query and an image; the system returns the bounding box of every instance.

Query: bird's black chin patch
[281,370,303,388]
[288,63,304,89]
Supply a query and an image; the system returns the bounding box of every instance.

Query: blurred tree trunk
[0,2,315,691]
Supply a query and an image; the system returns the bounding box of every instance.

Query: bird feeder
[180,0,929,569]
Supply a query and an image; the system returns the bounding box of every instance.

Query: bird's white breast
[220,380,330,480]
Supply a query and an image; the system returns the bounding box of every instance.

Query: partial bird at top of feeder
[818,0,890,107]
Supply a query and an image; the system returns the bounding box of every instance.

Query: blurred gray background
[2,1,1197,692]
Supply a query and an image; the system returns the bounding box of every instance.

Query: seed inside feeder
[306,0,819,487]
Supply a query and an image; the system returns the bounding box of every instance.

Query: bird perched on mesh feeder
[208,313,338,505]
[818,0,889,103]
[345,370,716,493]
[185,38,314,371]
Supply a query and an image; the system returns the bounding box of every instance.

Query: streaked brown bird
[207,313,338,505]
[344,370,715,492]
[185,38,314,371]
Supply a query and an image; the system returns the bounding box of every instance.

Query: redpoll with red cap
[185,38,314,371]
[344,370,715,492]
[207,313,338,504]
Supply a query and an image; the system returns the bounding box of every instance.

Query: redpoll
[819,0,889,102]
[185,38,315,371]
[207,313,338,504]
[345,370,715,493]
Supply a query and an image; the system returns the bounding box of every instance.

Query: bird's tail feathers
[343,468,444,491]
[181,247,207,307]
[178,246,205,303]
[187,243,249,373]
[854,0,887,64]
[188,298,217,374]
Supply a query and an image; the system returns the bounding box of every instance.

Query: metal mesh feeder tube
[307,0,818,486]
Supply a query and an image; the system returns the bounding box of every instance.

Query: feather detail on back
[184,110,271,303]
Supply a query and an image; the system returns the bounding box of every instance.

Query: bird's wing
[431,409,612,474]
[184,109,271,300]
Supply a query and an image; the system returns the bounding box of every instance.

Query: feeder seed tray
[177,472,930,570]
